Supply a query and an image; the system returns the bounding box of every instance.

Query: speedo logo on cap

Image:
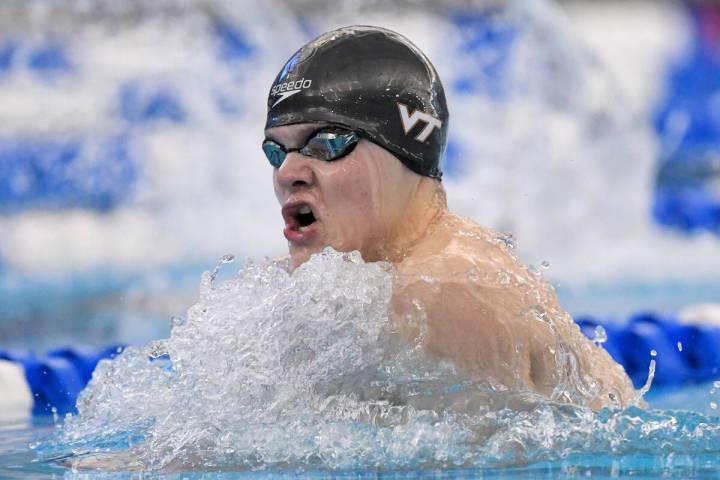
[270,78,312,108]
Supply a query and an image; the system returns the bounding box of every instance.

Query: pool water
[1,383,719,479]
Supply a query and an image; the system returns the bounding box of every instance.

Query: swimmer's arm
[541,307,639,409]
[392,261,637,408]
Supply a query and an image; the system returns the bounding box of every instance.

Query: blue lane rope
[0,344,124,415]
[577,312,720,388]
[2,311,720,415]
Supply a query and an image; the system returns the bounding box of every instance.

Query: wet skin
[266,123,637,409]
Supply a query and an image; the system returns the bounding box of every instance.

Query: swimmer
[264,26,637,409]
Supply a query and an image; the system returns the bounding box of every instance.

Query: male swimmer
[263,26,636,409]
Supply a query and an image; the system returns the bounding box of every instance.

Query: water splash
[208,253,235,285]
[169,315,185,328]
[638,357,657,399]
[37,249,720,473]
[593,325,607,347]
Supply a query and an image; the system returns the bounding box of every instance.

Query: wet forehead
[264,123,327,148]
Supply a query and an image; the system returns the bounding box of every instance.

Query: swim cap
[265,25,448,180]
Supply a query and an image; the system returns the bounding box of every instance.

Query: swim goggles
[262,127,360,168]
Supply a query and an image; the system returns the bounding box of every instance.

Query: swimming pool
[0,387,718,480]
[1,349,719,477]
[2,0,720,477]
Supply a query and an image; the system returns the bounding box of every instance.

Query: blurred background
[0,0,719,351]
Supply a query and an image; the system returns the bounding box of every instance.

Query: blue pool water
[1,384,719,479]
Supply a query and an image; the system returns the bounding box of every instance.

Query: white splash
[44,249,720,473]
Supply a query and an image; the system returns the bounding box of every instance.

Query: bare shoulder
[394,214,538,313]
[392,215,538,388]
[391,213,638,408]
[396,213,517,279]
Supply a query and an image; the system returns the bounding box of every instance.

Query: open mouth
[283,202,319,245]
[296,204,316,228]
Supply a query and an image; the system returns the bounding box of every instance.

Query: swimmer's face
[266,123,416,270]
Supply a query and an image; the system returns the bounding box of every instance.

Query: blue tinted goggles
[262,127,360,168]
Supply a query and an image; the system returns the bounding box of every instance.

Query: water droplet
[540,260,550,268]
[711,401,718,410]
[593,325,607,345]
[638,359,656,398]
[714,381,720,388]
[677,341,683,352]
[496,233,517,250]
[170,315,185,328]
[528,265,541,276]
[209,253,236,285]
[497,270,511,285]
[650,349,657,357]
[495,233,517,255]
[147,340,168,360]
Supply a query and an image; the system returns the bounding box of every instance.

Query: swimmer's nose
[276,152,315,190]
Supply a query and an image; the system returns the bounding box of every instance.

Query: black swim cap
[265,25,448,180]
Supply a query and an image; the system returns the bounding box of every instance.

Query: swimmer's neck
[373,179,448,264]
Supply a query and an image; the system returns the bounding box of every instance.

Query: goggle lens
[301,131,359,161]
[262,141,286,168]
[262,128,360,168]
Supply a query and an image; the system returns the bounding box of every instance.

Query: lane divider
[0,344,124,416]
[576,311,720,387]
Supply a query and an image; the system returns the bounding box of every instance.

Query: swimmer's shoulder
[398,213,522,280]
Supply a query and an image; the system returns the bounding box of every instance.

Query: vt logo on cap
[397,103,442,142]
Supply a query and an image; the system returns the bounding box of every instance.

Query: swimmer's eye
[262,128,360,167]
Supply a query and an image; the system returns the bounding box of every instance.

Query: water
[0,250,712,477]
